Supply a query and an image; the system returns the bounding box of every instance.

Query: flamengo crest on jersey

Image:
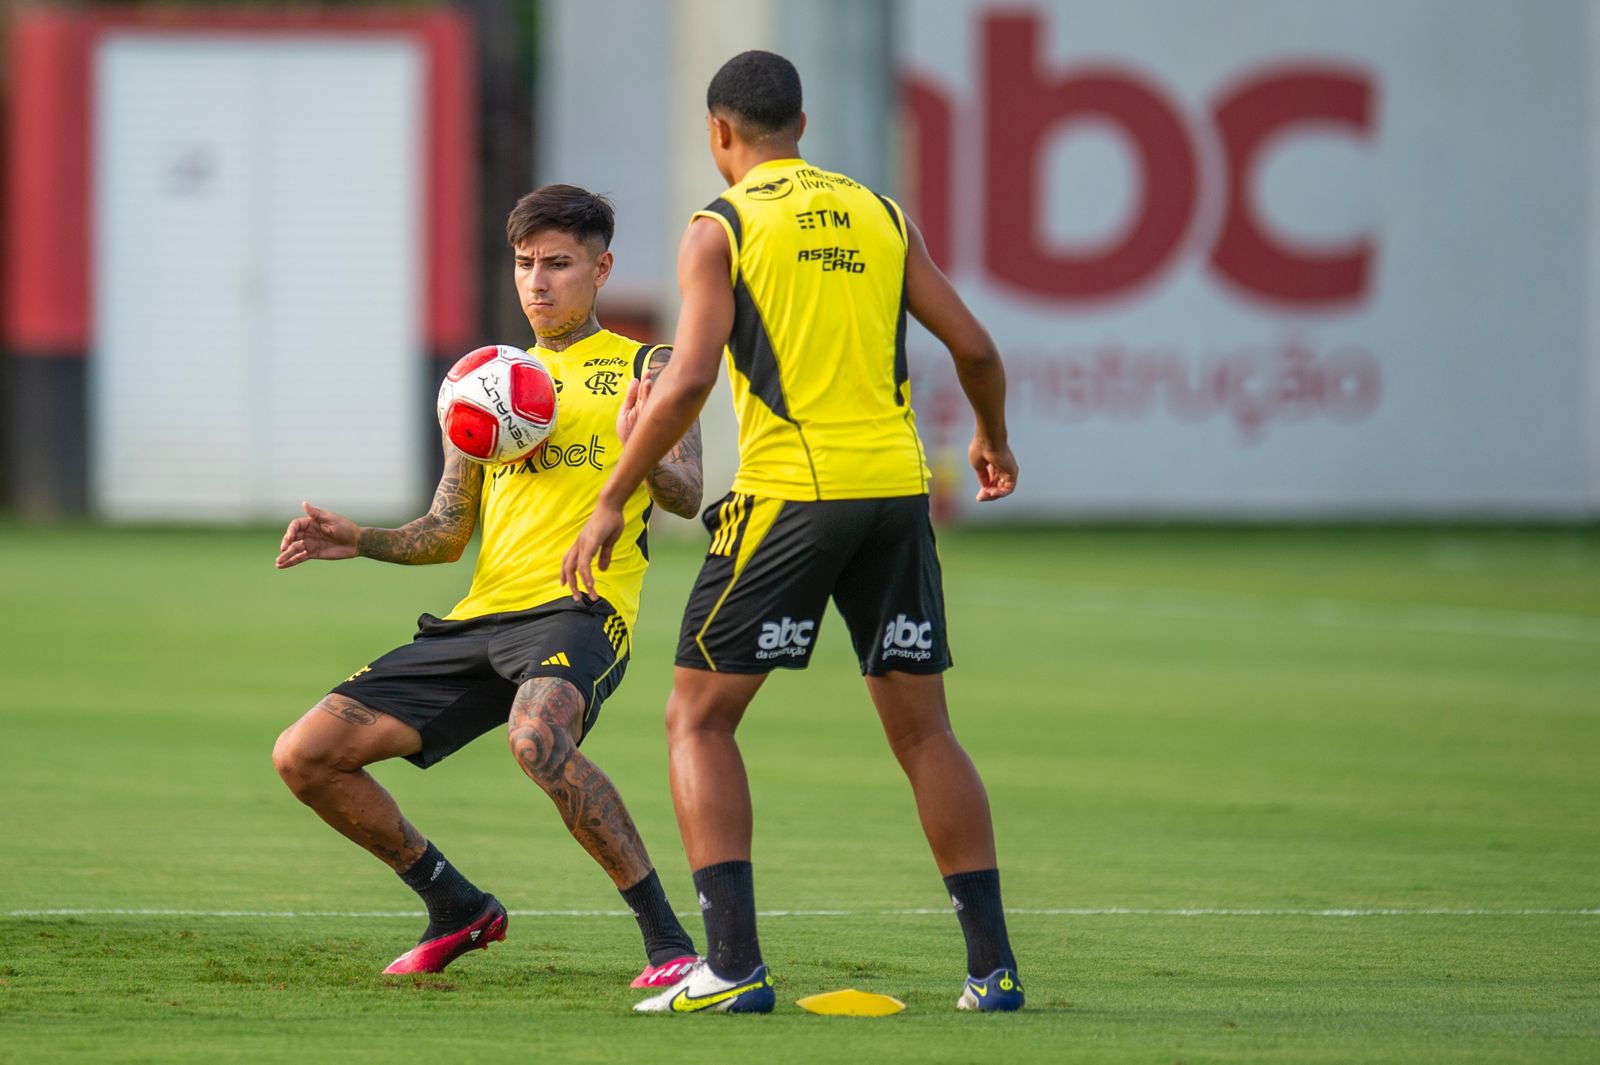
[446,331,655,625]
[693,158,931,502]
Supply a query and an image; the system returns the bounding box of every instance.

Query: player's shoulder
[631,341,672,380]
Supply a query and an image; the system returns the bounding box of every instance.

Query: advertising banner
[899,1,1592,518]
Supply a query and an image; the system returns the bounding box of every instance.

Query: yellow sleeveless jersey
[446,330,657,626]
[694,158,930,500]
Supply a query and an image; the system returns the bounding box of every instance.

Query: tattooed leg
[272,695,429,870]
[507,677,654,888]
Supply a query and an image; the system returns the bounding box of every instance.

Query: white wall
[535,0,674,309]
[1588,0,1600,513]
[93,35,424,521]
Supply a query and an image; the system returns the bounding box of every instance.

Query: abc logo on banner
[904,12,1375,306]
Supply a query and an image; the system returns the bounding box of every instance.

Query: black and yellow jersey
[694,158,930,501]
[446,330,657,627]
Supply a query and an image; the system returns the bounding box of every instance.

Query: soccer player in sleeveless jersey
[563,53,1024,1013]
[272,185,702,988]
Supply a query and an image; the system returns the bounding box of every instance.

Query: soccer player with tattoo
[273,185,703,986]
[563,53,1024,1013]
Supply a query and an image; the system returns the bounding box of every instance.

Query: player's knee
[271,720,336,797]
[663,698,733,755]
[663,697,694,746]
[664,689,733,743]
[507,702,578,788]
[271,725,311,794]
[882,717,964,768]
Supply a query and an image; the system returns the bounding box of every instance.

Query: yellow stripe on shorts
[694,496,785,671]
[710,493,750,557]
[603,613,630,654]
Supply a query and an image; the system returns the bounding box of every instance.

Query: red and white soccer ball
[435,345,559,465]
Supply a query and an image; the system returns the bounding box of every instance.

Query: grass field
[2,521,1597,1063]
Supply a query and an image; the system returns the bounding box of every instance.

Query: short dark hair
[706,50,802,137]
[505,184,614,250]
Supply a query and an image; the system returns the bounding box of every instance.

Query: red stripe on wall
[4,12,92,352]
[418,12,477,352]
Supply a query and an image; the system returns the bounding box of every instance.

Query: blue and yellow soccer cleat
[956,967,1025,1012]
[633,959,775,1014]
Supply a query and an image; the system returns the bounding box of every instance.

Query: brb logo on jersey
[882,615,934,662]
[756,616,814,660]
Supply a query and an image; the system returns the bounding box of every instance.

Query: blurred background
[2,0,1596,526]
[4,9,1597,1059]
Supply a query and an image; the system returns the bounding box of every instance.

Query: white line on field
[6,907,1597,919]
[967,578,1600,644]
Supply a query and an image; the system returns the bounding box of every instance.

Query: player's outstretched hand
[561,502,625,601]
[276,501,360,568]
[969,437,1018,502]
[616,366,654,444]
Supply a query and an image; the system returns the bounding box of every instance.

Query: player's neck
[729,143,803,185]
[535,315,602,352]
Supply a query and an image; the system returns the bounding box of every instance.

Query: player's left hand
[561,502,625,601]
[616,366,654,444]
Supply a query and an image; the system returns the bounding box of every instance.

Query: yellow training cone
[795,989,907,1016]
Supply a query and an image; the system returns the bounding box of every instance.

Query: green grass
[2,522,1597,1063]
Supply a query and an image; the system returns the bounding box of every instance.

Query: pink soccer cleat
[382,896,508,975]
[631,953,699,989]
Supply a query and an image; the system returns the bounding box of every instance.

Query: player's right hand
[276,501,360,568]
[969,437,1018,502]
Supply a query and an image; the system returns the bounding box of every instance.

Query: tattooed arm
[358,437,483,563]
[275,434,483,568]
[631,347,704,519]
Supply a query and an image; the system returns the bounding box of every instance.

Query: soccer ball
[436,345,558,464]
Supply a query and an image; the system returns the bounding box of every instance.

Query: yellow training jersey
[446,330,657,626]
[693,158,930,501]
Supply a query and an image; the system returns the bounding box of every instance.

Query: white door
[93,34,424,520]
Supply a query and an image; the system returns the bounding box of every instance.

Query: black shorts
[330,598,630,768]
[676,492,951,676]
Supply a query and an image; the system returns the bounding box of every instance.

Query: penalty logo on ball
[436,345,558,465]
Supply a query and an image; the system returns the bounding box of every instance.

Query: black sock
[944,868,1018,977]
[620,868,697,966]
[398,842,487,942]
[693,860,762,979]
